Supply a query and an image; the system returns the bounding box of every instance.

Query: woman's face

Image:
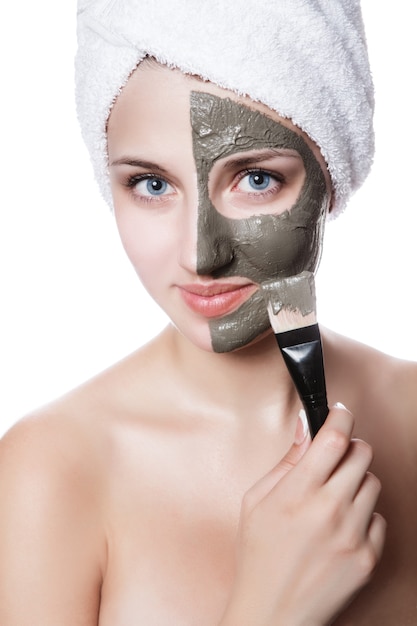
[107,63,331,353]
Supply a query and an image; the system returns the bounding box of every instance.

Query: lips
[179,282,257,318]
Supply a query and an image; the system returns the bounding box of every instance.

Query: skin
[1,63,417,626]
[190,91,329,351]
[107,65,331,355]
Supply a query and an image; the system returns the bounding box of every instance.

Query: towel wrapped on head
[75,0,374,217]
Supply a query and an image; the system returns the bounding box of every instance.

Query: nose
[179,185,235,277]
[196,199,235,276]
[177,192,199,273]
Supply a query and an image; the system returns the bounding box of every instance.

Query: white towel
[75,0,374,217]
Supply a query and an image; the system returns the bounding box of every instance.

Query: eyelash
[122,168,285,204]
[232,168,285,198]
[124,173,174,204]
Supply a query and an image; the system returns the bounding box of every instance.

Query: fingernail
[334,401,353,416]
[295,409,309,444]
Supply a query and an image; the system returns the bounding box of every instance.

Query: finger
[367,512,387,562]
[353,472,382,535]
[325,438,374,501]
[293,403,354,488]
[243,415,311,510]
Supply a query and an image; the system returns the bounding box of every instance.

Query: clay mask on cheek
[190,92,330,353]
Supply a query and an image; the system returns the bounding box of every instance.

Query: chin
[177,323,274,355]
[213,327,274,354]
[173,320,215,354]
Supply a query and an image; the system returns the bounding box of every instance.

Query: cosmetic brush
[261,270,329,438]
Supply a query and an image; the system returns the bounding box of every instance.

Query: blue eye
[145,178,168,195]
[247,172,271,190]
[127,175,174,199]
[235,170,282,195]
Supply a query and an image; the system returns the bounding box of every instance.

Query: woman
[1,1,416,624]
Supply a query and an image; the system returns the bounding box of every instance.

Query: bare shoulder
[0,329,174,529]
[322,326,417,443]
[0,333,165,476]
[0,334,170,625]
[0,393,109,623]
[0,370,112,495]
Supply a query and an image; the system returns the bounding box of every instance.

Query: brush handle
[275,323,329,438]
[303,401,329,438]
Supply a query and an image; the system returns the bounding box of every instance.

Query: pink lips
[179,282,257,318]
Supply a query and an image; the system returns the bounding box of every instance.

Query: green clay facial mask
[190,92,329,353]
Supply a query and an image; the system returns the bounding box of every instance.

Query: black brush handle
[275,323,329,438]
[303,403,329,438]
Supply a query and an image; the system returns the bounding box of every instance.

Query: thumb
[276,409,310,476]
[244,411,311,508]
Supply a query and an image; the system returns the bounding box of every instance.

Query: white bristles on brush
[261,270,317,332]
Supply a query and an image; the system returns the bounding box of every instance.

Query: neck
[165,324,301,428]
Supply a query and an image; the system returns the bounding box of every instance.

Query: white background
[0,1,416,435]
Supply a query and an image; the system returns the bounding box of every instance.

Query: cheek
[114,207,173,289]
[240,218,322,280]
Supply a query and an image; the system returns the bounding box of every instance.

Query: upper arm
[0,416,105,625]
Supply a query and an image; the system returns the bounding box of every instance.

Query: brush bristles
[267,302,317,333]
[261,270,318,333]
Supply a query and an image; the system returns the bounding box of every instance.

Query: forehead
[108,62,330,186]
[190,91,309,162]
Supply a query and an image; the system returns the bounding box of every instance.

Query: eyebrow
[109,157,169,174]
[221,149,302,170]
[110,149,301,171]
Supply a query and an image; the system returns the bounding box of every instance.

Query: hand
[220,405,386,626]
